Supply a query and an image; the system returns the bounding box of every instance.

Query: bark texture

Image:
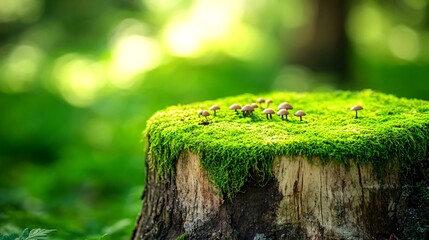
[133,151,427,240]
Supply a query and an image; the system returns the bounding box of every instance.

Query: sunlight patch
[53,54,105,107]
[110,35,162,89]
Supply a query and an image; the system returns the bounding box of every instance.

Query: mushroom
[350,105,363,119]
[229,104,241,115]
[266,99,273,108]
[251,103,259,109]
[210,105,220,116]
[263,108,275,119]
[201,110,210,121]
[278,102,293,110]
[277,109,289,121]
[294,110,306,121]
[241,105,254,117]
[197,110,203,117]
[257,98,265,107]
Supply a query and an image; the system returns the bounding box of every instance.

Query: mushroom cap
[201,110,210,117]
[278,102,293,110]
[266,99,273,104]
[241,105,254,112]
[229,104,241,110]
[277,109,289,116]
[251,103,259,108]
[198,110,204,115]
[257,98,265,103]
[210,105,220,111]
[294,110,306,117]
[350,105,363,111]
[263,108,275,114]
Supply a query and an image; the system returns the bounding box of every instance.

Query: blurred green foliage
[0,0,429,239]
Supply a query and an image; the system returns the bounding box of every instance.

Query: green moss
[144,90,429,198]
[176,233,187,240]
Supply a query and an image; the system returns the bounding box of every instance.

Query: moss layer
[144,90,429,198]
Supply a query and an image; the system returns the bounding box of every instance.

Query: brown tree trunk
[288,0,349,83]
[132,149,428,239]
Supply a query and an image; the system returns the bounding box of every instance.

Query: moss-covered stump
[132,90,429,240]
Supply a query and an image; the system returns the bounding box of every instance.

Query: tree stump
[132,91,429,239]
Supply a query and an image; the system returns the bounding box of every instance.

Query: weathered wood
[132,151,423,240]
[272,156,399,239]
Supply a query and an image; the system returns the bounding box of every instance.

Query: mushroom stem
[235,109,238,115]
[300,116,302,121]
[285,115,288,121]
[213,110,216,116]
[281,115,284,120]
[266,114,269,120]
[355,110,358,119]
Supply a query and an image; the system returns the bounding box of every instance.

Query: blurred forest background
[1,0,429,239]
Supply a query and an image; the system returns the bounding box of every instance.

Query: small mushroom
[266,99,273,108]
[257,98,265,107]
[197,110,203,117]
[277,109,289,121]
[278,102,293,110]
[350,105,363,119]
[229,104,241,115]
[210,105,220,116]
[241,105,254,117]
[294,110,306,121]
[201,110,210,121]
[263,108,275,119]
[251,103,259,109]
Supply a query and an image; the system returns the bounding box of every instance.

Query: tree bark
[132,149,429,239]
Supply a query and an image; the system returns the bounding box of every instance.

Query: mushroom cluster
[198,98,308,122]
[196,98,366,125]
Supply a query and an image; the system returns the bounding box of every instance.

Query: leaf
[26,229,56,240]
[19,229,29,240]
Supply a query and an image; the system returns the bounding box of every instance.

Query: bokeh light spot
[347,4,385,44]
[191,0,240,39]
[110,35,162,89]
[144,0,181,12]
[53,54,106,107]
[162,20,204,57]
[221,24,266,60]
[0,0,42,23]
[388,25,419,61]
[162,0,243,57]
[1,44,44,93]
